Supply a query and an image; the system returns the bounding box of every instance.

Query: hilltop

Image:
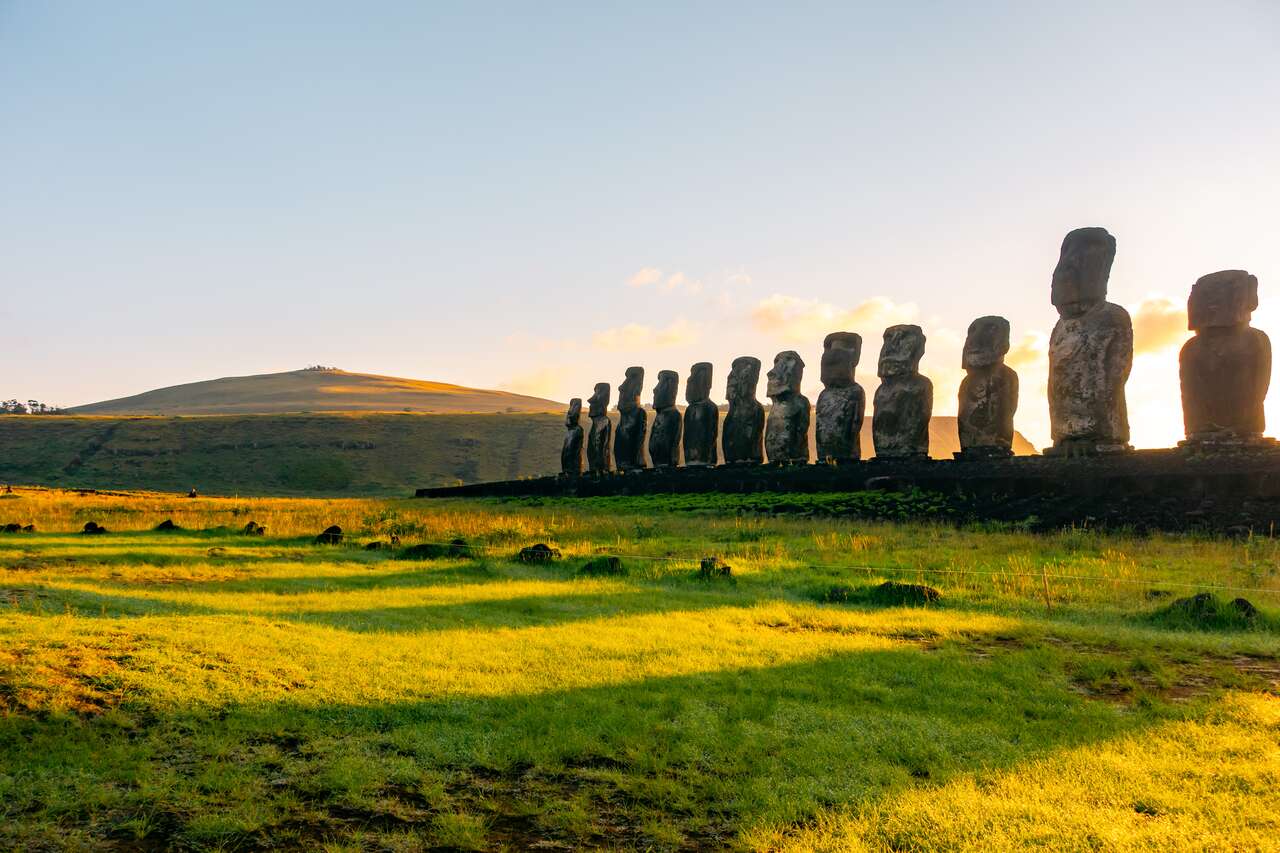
[67,369,563,416]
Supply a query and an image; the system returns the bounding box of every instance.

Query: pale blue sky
[3,1,1278,447]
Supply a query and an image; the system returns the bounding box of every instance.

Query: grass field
[2,488,1278,850]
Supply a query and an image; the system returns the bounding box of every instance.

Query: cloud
[498,368,567,401]
[750,294,918,344]
[1132,295,1188,355]
[627,267,664,288]
[627,267,702,293]
[726,270,752,286]
[591,317,699,351]
[1006,332,1049,370]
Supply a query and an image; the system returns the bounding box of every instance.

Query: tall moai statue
[614,366,648,471]
[815,332,865,463]
[723,356,765,464]
[1180,270,1272,446]
[648,370,682,468]
[561,397,585,475]
[765,351,810,464]
[1046,227,1133,456]
[873,325,932,459]
[682,362,719,467]
[957,316,1018,459]
[586,383,613,473]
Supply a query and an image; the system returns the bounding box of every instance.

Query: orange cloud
[1132,296,1188,355]
[627,267,663,287]
[1006,332,1049,370]
[751,294,918,344]
[591,317,699,351]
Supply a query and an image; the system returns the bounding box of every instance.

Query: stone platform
[416,448,1280,533]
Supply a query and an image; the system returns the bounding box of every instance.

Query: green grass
[1,488,1278,850]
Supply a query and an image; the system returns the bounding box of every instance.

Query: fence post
[1039,563,1053,614]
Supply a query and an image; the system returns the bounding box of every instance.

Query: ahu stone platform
[416,448,1280,534]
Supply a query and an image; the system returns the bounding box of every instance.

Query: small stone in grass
[519,543,562,563]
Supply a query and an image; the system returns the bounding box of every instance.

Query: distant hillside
[0,413,1034,497]
[68,369,562,416]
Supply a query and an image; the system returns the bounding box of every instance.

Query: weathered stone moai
[648,370,682,468]
[872,325,932,459]
[561,397,584,475]
[1180,270,1272,446]
[586,383,613,473]
[815,332,865,463]
[1046,227,1133,456]
[682,362,719,467]
[765,351,810,464]
[614,366,648,471]
[723,356,765,464]
[957,316,1018,459]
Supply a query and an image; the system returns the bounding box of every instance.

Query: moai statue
[873,325,932,459]
[815,332,865,463]
[561,398,585,475]
[682,362,719,467]
[614,366,648,471]
[765,351,810,464]
[957,316,1018,459]
[1046,227,1133,456]
[723,356,765,464]
[586,383,613,473]
[1180,270,1272,446]
[648,370,682,468]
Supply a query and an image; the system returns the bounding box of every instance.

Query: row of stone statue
[561,226,1272,473]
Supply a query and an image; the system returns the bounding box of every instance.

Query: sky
[3,1,1278,449]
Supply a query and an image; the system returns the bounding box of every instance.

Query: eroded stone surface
[873,325,932,459]
[683,362,719,467]
[765,350,810,464]
[1047,227,1133,456]
[723,356,765,464]
[1180,270,1271,444]
[648,370,682,469]
[816,332,865,463]
[586,382,613,473]
[561,397,584,475]
[957,316,1018,458]
[614,366,648,471]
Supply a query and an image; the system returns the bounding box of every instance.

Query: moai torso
[957,315,1018,457]
[561,398,584,475]
[586,383,613,473]
[872,325,932,459]
[1179,270,1272,442]
[723,357,764,464]
[648,370,682,468]
[614,367,648,471]
[682,362,719,467]
[765,351,810,464]
[815,332,864,463]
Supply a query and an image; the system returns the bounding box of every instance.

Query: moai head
[587,383,610,418]
[878,325,926,379]
[727,356,761,403]
[618,366,644,410]
[766,351,804,398]
[962,316,1011,370]
[686,362,713,404]
[1188,270,1258,331]
[565,397,582,428]
[820,332,862,389]
[1051,227,1116,319]
[653,370,679,410]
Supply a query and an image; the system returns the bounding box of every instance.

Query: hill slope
[68,369,562,416]
[0,413,1034,496]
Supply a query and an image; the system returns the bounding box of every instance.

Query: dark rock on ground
[82,521,106,535]
[398,538,471,560]
[579,556,625,576]
[700,556,731,578]
[1160,592,1260,630]
[868,581,940,606]
[365,541,389,550]
[1,523,28,533]
[241,521,266,535]
[315,525,344,545]
[519,543,562,563]
[154,519,181,532]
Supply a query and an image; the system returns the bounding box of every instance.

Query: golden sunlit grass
[1,487,1278,850]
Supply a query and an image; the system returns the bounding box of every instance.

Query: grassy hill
[68,369,563,416]
[0,412,1035,497]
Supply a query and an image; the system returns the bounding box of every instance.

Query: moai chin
[765,351,811,464]
[648,370,682,469]
[614,366,648,471]
[872,325,932,459]
[561,397,585,475]
[586,383,613,473]
[682,362,719,467]
[723,356,765,464]
[956,316,1018,459]
[815,332,865,463]
[1179,270,1273,448]
[1046,227,1133,456]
